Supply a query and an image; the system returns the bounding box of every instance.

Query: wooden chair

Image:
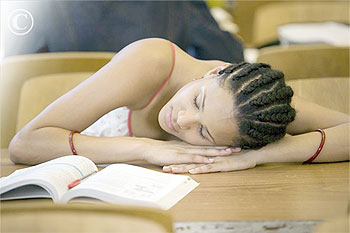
[257,44,349,80]
[252,1,349,47]
[287,77,349,115]
[229,0,277,47]
[0,52,115,148]
[16,72,94,132]
[1,200,173,233]
[313,214,350,233]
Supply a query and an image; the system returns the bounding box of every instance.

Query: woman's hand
[162,149,258,174]
[141,138,241,166]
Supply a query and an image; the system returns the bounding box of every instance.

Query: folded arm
[9,38,172,165]
[9,38,234,165]
[256,95,349,164]
[164,96,349,174]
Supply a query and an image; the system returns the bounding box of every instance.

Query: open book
[0,156,199,210]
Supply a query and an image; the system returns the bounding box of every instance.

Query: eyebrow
[200,87,216,144]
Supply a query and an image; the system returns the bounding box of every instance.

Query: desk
[1,149,349,223]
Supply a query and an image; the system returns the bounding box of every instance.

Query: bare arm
[255,122,349,164]
[256,95,349,163]
[164,96,349,174]
[9,38,232,165]
[8,38,171,164]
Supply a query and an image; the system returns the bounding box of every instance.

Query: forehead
[199,78,239,145]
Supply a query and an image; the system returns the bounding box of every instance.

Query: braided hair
[218,62,296,149]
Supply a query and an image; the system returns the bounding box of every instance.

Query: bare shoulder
[112,38,197,73]
[19,38,178,133]
[111,37,174,64]
[106,37,178,109]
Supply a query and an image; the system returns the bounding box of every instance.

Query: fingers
[163,164,200,173]
[163,163,219,174]
[164,154,214,165]
[188,164,222,174]
[163,154,257,174]
[179,147,241,157]
[188,159,255,174]
[170,140,241,152]
[229,147,241,153]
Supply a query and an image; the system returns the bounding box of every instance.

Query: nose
[177,110,199,129]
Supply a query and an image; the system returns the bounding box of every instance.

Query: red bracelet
[302,129,326,164]
[69,130,80,155]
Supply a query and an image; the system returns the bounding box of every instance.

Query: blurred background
[1,0,349,61]
[0,1,349,233]
[0,0,349,147]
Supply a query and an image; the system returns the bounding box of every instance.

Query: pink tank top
[127,40,176,137]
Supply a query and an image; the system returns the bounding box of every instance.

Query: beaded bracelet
[69,130,80,155]
[302,129,325,164]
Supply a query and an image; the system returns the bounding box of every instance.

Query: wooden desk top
[1,149,349,222]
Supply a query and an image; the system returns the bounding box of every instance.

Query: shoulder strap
[128,40,176,137]
[140,40,176,109]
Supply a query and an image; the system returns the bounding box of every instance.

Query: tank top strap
[140,40,176,109]
[128,40,176,136]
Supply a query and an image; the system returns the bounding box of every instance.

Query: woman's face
[158,65,240,146]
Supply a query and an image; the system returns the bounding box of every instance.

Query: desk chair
[229,0,276,47]
[1,52,115,148]
[1,200,173,233]
[313,214,350,233]
[286,77,349,115]
[16,72,94,132]
[252,1,349,47]
[257,44,349,80]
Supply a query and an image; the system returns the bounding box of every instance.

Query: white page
[0,156,97,201]
[278,21,350,46]
[1,185,51,200]
[64,164,197,206]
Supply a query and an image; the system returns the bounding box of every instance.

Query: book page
[63,164,199,209]
[0,156,97,202]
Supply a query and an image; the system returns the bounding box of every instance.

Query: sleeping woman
[9,38,349,173]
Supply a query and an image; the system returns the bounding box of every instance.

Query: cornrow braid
[219,62,296,150]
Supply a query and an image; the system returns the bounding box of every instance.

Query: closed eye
[193,95,206,140]
[199,125,206,139]
[193,96,199,109]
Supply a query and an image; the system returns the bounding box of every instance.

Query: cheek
[167,91,193,112]
[171,83,196,102]
[177,129,206,145]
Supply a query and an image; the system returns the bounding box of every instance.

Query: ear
[204,63,232,78]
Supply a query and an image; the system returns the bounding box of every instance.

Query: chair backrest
[16,72,95,132]
[1,52,115,148]
[287,77,349,115]
[257,44,349,80]
[253,1,349,47]
[230,0,276,47]
[1,200,173,233]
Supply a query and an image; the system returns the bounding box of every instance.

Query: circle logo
[7,9,34,36]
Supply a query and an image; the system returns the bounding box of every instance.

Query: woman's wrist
[135,137,159,162]
[252,135,299,165]
[250,145,269,165]
[126,137,153,161]
[253,132,325,165]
